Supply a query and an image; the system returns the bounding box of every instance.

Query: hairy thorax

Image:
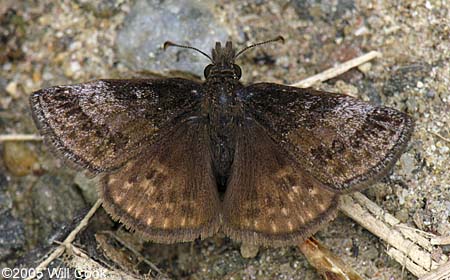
[203,78,244,187]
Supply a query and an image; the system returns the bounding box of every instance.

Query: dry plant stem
[290,51,382,88]
[298,237,363,280]
[430,131,450,143]
[105,231,165,276]
[0,134,42,142]
[431,236,450,246]
[339,193,448,278]
[419,261,450,280]
[66,244,141,280]
[24,199,103,280]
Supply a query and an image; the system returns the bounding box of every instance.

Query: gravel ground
[0,0,448,279]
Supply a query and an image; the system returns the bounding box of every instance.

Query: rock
[0,211,25,261]
[74,172,99,204]
[240,243,259,258]
[76,0,123,18]
[383,64,430,97]
[398,153,415,177]
[364,246,379,260]
[357,62,372,74]
[292,0,355,20]
[0,173,12,214]
[335,80,359,97]
[395,208,409,223]
[0,8,26,64]
[116,0,228,76]
[5,81,19,98]
[31,173,87,245]
[3,142,39,176]
[0,173,25,260]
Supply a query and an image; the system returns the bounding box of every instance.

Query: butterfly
[30,37,414,247]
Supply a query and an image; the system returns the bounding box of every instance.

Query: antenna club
[276,36,285,43]
[234,36,286,59]
[163,41,175,50]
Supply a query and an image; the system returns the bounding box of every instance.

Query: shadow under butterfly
[30,37,414,247]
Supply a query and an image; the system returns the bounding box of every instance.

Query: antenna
[163,41,213,62]
[234,36,285,59]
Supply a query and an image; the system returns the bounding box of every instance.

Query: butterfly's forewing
[240,83,414,192]
[100,119,221,243]
[223,119,339,246]
[30,78,202,173]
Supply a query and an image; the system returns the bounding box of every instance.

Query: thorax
[202,77,244,186]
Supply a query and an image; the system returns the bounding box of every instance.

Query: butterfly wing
[239,83,414,192]
[100,118,221,243]
[30,78,202,173]
[223,119,339,246]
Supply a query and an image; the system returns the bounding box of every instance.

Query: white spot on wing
[287,193,295,202]
[254,221,260,229]
[287,221,294,231]
[309,188,318,195]
[114,194,124,203]
[271,223,278,233]
[163,218,169,228]
[109,178,117,184]
[124,182,133,191]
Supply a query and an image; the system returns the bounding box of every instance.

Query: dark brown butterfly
[30,37,414,247]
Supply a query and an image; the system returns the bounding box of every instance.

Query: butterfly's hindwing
[223,119,339,246]
[100,119,221,243]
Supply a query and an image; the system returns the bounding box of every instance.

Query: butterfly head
[163,36,285,81]
[204,41,242,80]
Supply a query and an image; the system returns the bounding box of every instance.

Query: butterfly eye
[204,64,213,78]
[233,64,242,79]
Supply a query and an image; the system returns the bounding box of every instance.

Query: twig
[24,199,103,280]
[104,231,166,277]
[0,134,42,142]
[394,224,437,238]
[431,236,450,246]
[419,261,450,280]
[339,193,449,277]
[299,237,363,280]
[429,131,450,143]
[66,243,141,280]
[290,51,382,88]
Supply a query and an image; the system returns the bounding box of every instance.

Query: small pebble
[240,243,259,258]
[357,62,372,74]
[3,142,39,176]
[74,172,99,204]
[395,208,409,223]
[5,81,19,99]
